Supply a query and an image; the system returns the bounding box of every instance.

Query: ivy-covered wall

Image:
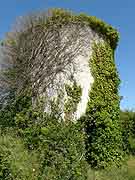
[45,9,122,167]
[84,42,122,168]
[1,9,123,169]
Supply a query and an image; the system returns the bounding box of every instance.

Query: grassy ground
[87,156,135,180]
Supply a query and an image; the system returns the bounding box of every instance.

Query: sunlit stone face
[73,53,94,119]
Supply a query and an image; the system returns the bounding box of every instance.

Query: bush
[120,110,135,154]
[0,95,89,179]
[37,121,89,179]
[15,105,89,179]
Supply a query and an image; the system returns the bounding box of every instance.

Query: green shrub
[37,121,89,179]
[0,92,32,129]
[17,104,89,179]
[0,95,89,179]
[120,110,135,154]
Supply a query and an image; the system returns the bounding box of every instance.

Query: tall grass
[87,156,135,180]
[0,129,39,180]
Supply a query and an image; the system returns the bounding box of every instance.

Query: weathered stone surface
[36,25,103,120]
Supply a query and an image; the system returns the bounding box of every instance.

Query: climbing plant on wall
[84,42,123,169]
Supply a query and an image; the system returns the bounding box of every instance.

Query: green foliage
[0,130,39,180]
[50,9,119,49]
[64,82,82,120]
[87,156,135,180]
[84,42,123,169]
[120,110,135,154]
[37,121,89,179]
[87,165,131,180]
[0,95,89,179]
[0,92,32,128]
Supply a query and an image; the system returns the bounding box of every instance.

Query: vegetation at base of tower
[120,110,135,154]
[0,94,89,180]
[84,42,123,169]
[0,131,39,180]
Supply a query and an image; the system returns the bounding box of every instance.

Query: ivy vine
[84,42,123,169]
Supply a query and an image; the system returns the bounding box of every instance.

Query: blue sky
[0,0,134,110]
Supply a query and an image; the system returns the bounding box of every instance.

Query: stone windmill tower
[0,8,122,168]
[1,9,119,122]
